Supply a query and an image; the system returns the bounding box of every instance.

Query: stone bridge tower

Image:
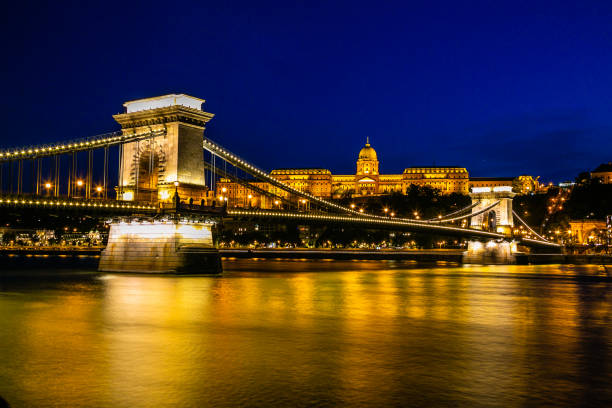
[464,186,517,264]
[113,94,214,203]
[469,187,516,234]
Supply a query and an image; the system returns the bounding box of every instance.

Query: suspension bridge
[0,94,560,273]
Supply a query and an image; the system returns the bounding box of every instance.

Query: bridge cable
[204,161,294,208]
[423,201,481,221]
[512,210,551,243]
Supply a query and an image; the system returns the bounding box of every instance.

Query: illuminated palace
[217,139,538,207]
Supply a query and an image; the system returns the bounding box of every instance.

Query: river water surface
[1,260,611,407]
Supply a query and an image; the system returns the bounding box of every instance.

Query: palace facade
[216,139,538,208]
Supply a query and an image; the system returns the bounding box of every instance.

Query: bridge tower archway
[131,140,166,202]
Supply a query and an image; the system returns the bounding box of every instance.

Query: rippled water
[1,260,611,407]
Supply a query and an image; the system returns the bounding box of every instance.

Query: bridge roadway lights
[98,217,222,274]
[463,240,518,264]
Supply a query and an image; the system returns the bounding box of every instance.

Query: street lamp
[350,203,355,209]
[95,186,103,198]
[172,181,180,205]
[384,207,389,216]
[75,179,84,198]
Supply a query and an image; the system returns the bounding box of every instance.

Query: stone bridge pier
[463,187,518,264]
[98,94,222,274]
[99,216,222,274]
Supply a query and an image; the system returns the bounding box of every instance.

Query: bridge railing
[0,194,156,212]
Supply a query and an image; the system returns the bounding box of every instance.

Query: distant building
[469,175,540,195]
[569,219,608,245]
[469,177,514,190]
[591,162,612,184]
[559,181,576,189]
[217,139,536,207]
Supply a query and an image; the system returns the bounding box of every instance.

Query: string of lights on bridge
[0,196,156,211]
[0,129,166,161]
[226,209,506,239]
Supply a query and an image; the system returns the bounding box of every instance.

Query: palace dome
[358,138,378,161]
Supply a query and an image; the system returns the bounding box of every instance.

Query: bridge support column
[463,240,518,264]
[99,218,221,274]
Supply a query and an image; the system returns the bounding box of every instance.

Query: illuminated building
[469,177,514,191]
[591,162,612,184]
[569,219,607,244]
[469,175,540,195]
[217,138,542,208]
[218,139,468,206]
[515,175,540,193]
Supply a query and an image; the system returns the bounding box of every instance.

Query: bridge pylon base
[99,219,222,274]
[463,240,517,265]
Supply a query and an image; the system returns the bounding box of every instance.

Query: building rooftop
[406,165,463,168]
[593,162,612,172]
[270,168,331,174]
[403,166,467,174]
[123,94,205,113]
[470,177,514,181]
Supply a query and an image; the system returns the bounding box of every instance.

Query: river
[0,260,611,407]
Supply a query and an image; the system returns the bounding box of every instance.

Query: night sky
[2,1,611,182]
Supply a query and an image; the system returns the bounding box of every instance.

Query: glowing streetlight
[221,187,227,193]
[350,203,355,209]
[359,208,364,213]
[390,212,395,217]
[76,180,84,187]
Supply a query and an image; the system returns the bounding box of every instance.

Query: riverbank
[220,249,612,265]
[0,248,610,267]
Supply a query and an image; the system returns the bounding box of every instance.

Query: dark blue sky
[2,0,611,182]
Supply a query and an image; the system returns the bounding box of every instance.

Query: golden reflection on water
[0,261,611,407]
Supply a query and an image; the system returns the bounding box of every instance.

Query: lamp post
[44,182,52,197]
[76,179,84,198]
[173,181,180,208]
[95,186,103,199]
